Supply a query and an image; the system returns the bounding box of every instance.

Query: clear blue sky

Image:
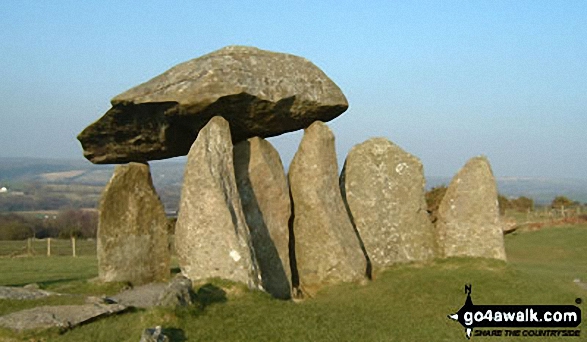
[1,1,585,179]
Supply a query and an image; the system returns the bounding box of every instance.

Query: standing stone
[175,116,260,288]
[98,162,170,285]
[340,138,436,272]
[234,137,292,299]
[289,121,366,296]
[435,156,506,260]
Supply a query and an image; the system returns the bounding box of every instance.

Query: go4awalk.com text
[448,285,582,339]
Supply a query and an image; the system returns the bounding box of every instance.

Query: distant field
[0,225,584,341]
[2,157,587,213]
[40,170,86,182]
[11,208,98,218]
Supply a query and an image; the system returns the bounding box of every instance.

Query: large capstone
[175,116,260,288]
[340,138,436,272]
[78,46,348,164]
[234,137,292,299]
[435,156,506,260]
[98,162,170,285]
[289,121,367,296]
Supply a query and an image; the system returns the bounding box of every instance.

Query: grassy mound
[0,225,585,341]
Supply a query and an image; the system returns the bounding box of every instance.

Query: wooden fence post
[27,238,32,256]
[47,238,51,257]
[71,236,77,257]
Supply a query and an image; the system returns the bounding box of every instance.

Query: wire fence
[514,206,585,223]
[0,238,97,257]
[0,236,177,258]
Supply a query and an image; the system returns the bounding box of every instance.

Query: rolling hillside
[0,157,585,212]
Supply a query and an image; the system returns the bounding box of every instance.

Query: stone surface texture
[175,116,260,288]
[98,162,170,285]
[140,326,170,342]
[340,138,436,270]
[110,274,194,308]
[0,304,126,331]
[234,137,292,299]
[156,274,195,307]
[435,156,507,260]
[289,121,366,296]
[0,286,56,300]
[78,45,348,164]
[110,283,167,308]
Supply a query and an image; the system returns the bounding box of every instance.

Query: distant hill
[0,157,184,212]
[0,157,184,187]
[0,157,108,184]
[1,157,585,211]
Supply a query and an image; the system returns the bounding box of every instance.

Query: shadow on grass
[163,327,187,342]
[10,277,84,288]
[195,284,227,308]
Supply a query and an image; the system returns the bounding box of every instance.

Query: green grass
[505,225,587,282]
[0,225,585,341]
[0,256,97,287]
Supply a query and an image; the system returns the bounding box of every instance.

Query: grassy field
[0,225,585,341]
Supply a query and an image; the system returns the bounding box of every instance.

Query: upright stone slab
[175,116,260,288]
[340,138,436,271]
[98,162,170,285]
[289,121,366,296]
[435,156,506,260]
[234,137,292,299]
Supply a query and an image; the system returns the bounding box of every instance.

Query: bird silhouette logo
[447,284,476,339]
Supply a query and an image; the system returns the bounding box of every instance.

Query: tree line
[0,209,98,240]
[0,191,98,212]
